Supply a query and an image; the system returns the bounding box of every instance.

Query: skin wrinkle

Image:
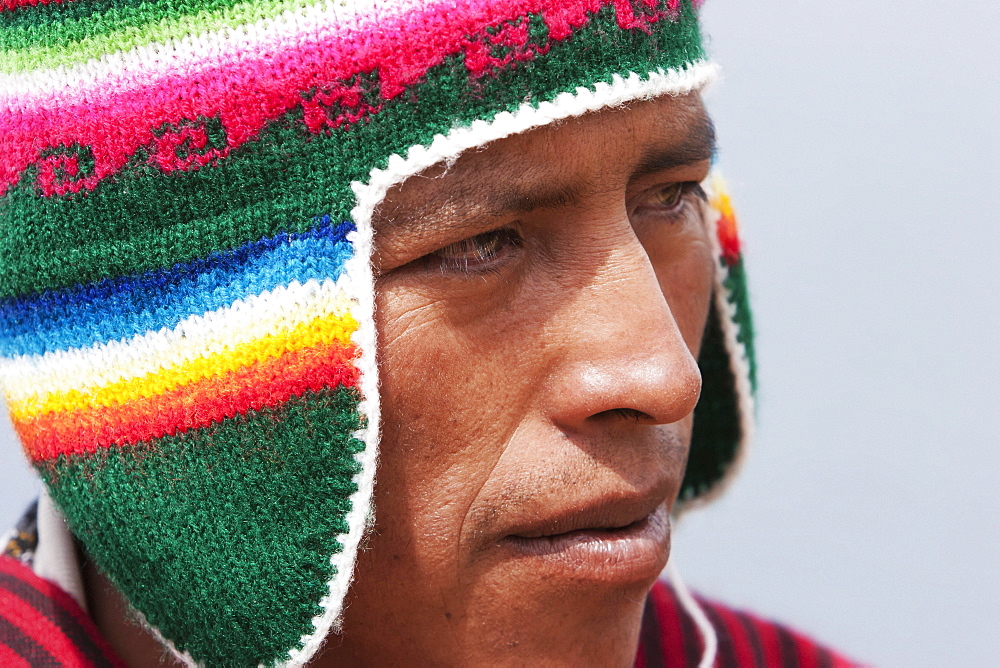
[376,302,445,351]
[467,426,688,541]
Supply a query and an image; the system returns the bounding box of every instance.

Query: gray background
[2,0,998,665]
[677,0,1000,666]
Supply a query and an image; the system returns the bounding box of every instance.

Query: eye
[429,228,522,273]
[652,183,686,210]
[638,182,707,219]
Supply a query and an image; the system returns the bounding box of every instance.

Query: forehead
[377,93,714,221]
[468,92,710,168]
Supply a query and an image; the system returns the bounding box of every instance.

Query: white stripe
[0,276,357,406]
[665,558,718,668]
[0,0,437,111]
[284,60,720,667]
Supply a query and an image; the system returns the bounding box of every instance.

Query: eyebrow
[635,113,716,176]
[483,112,718,215]
[483,181,586,216]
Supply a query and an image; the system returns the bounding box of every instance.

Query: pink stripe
[0,0,679,196]
[0,0,67,10]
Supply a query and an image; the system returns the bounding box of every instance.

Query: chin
[453,519,669,666]
[461,572,654,667]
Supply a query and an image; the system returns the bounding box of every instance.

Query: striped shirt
[638,579,859,667]
[0,555,124,667]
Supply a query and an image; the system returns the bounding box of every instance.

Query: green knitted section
[682,256,756,502]
[0,0,324,71]
[0,2,704,297]
[37,386,364,667]
[683,294,740,503]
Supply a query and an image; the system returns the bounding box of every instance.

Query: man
[0,0,850,665]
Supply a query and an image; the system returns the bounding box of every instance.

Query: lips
[497,498,672,584]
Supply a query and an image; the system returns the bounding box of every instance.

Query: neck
[83,556,184,667]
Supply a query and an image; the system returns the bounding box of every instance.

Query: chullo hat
[0,0,755,663]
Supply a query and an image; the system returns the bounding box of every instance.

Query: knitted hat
[0,0,755,664]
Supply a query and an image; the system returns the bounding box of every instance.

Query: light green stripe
[1,0,279,50]
[0,0,325,74]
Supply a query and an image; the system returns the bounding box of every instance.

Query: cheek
[641,228,716,356]
[372,284,539,560]
[666,241,716,352]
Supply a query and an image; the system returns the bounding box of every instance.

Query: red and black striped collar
[0,555,125,666]
[638,579,861,668]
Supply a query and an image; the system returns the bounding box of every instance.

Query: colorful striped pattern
[0,205,368,664]
[0,0,697,193]
[0,556,125,667]
[711,176,742,268]
[0,0,705,298]
[709,175,757,397]
[636,580,861,668]
[3,219,361,462]
[1,218,360,469]
[0,7,706,305]
[0,219,356,355]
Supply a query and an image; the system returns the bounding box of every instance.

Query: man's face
[326,93,716,666]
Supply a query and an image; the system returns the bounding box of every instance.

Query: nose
[543,235,703,431]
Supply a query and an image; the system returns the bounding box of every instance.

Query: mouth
[498,502,671,584]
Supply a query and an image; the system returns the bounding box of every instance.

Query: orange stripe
[17,342,359,461]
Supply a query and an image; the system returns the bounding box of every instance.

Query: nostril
[548,356,701,430]
[595,408,653,422]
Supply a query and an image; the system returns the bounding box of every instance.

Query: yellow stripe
[709,171,736,220]
[9,309,357,419]
[0,278,353,403]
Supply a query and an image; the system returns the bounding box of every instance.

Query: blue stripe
[0,219,356,356]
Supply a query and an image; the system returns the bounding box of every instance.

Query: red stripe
[792,627,823,668]
[0,556,124,666]
[708,601,760,667]
[0,0,67,10]
[711,601,862,668]
[0,641,30,668]
[696,599,736,667]
[647,579,699,667]
[644,585,862,668]
[0,616,59,665]
[745,610,786,666]
[636,590,667,668]
[732,611,766,667]
[18,342,359,461]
